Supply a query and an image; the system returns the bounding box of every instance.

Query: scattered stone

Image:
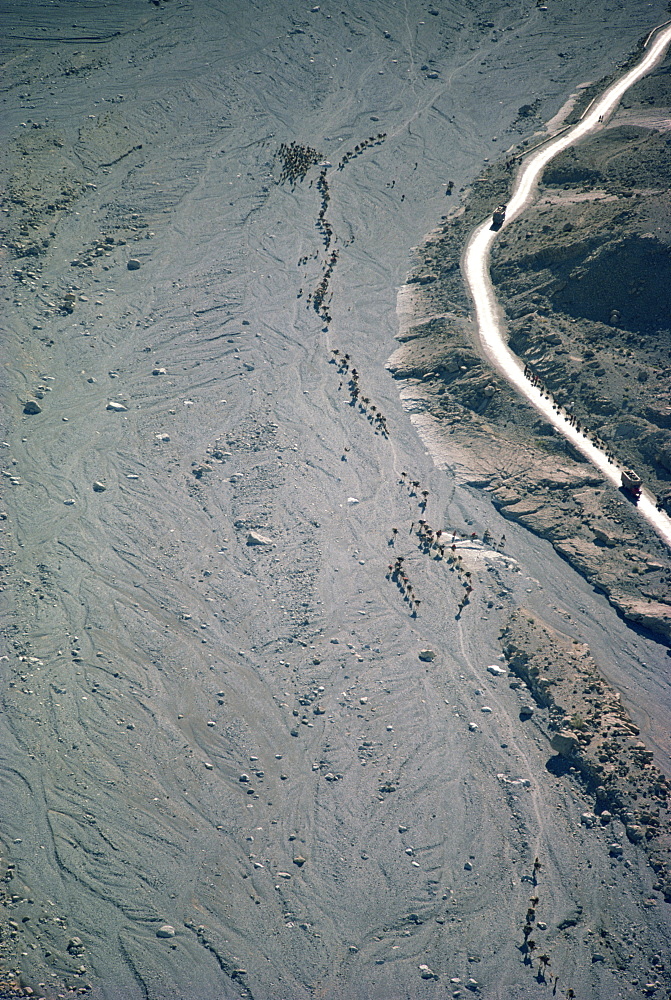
[23,400,42,415]
[347,497,360,504]
[293,855,306,867]
[609,842,624,857]
[464,860,473,871]
[419,964,438,980]
[106,401,128,412]
[418,649,436,661]
[64,498,76,506]
[581,812,597,828]
[247,530,274,546]
[192,464,212,479]
[519,704,534,719]
[480,705,492,713]
[92,481,106,492]
[127,259,141,270]
[156,925,175,938]
[550,730,579,756]
[486,664,505,676]
[67,937,84,955]
[152,367,167,376]
[468,722,479,731]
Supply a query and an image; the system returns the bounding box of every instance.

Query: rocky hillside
[491,72,671,507]
[388,51,671,644]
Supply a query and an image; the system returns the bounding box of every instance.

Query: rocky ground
[2,2,671,998]
[388,45,671,646]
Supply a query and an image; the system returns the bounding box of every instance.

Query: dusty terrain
[2,1,671,998]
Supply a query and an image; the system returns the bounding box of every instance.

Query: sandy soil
[2,1,671,998]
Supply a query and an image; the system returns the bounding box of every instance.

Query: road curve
[463,21,671,549]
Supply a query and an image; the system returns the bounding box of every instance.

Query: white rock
[347,497,360,504]
[156,925,175,938]
[487,664,506,676]
[106,401,128,412]
[247,531,274,546]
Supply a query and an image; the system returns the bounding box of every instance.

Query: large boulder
[550,730,579,757]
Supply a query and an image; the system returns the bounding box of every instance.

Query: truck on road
[621,469,642,500]
[491,204,507,230]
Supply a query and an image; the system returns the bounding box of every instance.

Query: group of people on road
[522,363,624,466]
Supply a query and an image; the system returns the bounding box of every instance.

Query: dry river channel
[2,2,671,998]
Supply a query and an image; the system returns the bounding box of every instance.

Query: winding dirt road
[463,20,671,549]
